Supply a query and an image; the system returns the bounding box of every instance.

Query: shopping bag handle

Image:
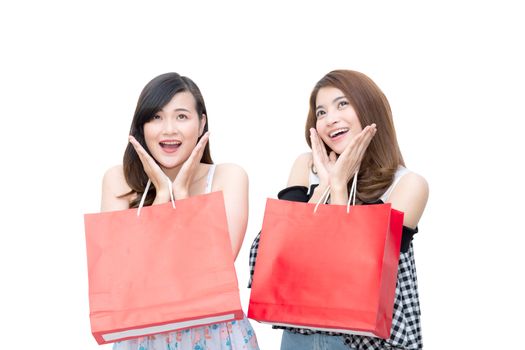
[137,176,176,216]
[313,186,331,213]
[347,171,358,213]
[313,171,358,214]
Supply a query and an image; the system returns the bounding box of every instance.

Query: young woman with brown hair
[249,70,428,350]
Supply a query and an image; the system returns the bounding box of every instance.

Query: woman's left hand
[172,132,210,199]
[330,124,377,191]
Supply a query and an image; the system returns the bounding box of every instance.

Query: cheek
[183,121,201,140]
[315,120,323,133]
[351,114,363,131]
[354,120,363,132]
[143,125,158,144]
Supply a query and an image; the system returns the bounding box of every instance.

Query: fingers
[176,132,210,182]
[341,123,377,157]
[355,124,377,157]
[128,136,157,170]
[309,128,319,154]
[128,135,167,188]
[335,124,377,182]
[310,128,329,163]
[187,132,209,165]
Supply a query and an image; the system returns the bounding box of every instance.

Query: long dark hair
[122,73,213,208]
[305,70,404,203]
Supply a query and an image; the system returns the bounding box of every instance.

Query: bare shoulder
[388,170,429,228]
[287,152,312,187]
[294,152,313,167]
[215,163,248,179]
[394,171,429,199]
[213,163,248,189]
[101,165,133,211]
[102,165,131,195]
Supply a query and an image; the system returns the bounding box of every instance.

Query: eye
[315,110,326,118]
[148,114,161,121]
[177,114,188,120]
[338,100,349,109]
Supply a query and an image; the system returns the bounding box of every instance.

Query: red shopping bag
[248,197,403,339]
[84,191,243,344]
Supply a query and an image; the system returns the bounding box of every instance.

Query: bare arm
[286,152,330,204]
[100,165,133,212]
[214,163,249,260]
[286,152,311,188]
[386,172,429,228]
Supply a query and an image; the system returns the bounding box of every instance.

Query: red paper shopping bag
[84,191,243,344]
[248,198,403,339]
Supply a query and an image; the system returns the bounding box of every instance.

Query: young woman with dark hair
[102,73,259,350]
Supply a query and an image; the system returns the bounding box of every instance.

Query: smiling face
[143,91,206,172]
[314,86,363,155]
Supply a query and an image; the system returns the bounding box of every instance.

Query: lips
[159,140,181,153]
[329,128,349,139]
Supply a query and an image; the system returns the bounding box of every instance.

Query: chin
[332,139,353,155]
[154,156,183,170]
[162,158,186,169]
[327,145,344,155]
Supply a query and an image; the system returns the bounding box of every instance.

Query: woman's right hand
[128,135,172,204]
[329,124,377,191]
[171,132,209,200]
[309,128,331,187]
[310,124,376,204]
[310,125,376,186]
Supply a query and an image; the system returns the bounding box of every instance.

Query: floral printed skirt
[113,316,259,350]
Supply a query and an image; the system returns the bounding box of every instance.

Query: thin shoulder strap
[380,167,411,202]
[205,164,216,194]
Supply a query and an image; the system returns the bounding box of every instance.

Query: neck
[161,162,207,183]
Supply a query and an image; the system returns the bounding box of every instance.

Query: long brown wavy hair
[122,73,213,208]
[305,70,404,203]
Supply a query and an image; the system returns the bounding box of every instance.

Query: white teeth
[161,141,181,145]
[329,128,349,138]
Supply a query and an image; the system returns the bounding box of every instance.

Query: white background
[1,1,524,349]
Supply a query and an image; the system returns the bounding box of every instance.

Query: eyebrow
[316,95,347,111]
[159,107,192,114]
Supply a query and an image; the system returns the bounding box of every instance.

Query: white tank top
[204,164,216,194]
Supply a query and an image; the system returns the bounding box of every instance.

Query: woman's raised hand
[310,124,377,191]
[309,128,334,188]
[128,135,172,203]
[172,132,209,199]
[330,124,377,190]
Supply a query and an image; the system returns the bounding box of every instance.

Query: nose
[324,110,340,126]
[162,116,178,134]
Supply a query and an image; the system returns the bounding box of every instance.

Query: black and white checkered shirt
[248,177,422,349]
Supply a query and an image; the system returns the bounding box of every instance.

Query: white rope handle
[313,185,331,213]
[346,171,358,213]
[313,170,358,214]
[137,176,175,216]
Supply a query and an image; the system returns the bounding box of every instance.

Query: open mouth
[159,141,181,151]
[329,128,349,139]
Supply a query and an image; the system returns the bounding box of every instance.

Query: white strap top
[204,164,216,194]
[379,166,411,202]
[308,166,411,202]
